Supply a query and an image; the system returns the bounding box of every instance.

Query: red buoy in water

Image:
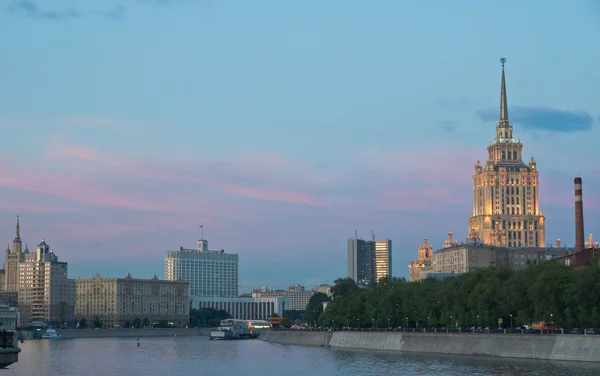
[137,342,140,347]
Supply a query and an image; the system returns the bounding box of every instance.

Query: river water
[5,336,600,375]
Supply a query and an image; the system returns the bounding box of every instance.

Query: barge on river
[209,319,270,340]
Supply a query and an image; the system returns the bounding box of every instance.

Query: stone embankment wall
[260,330,600,363]
[23,328,211,340]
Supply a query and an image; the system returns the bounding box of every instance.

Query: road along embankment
[259,330,600,362]
[47,328,210,339]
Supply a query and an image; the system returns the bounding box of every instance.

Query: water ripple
[4,337,600,376]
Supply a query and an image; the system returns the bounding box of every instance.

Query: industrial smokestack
[575,177,585,252]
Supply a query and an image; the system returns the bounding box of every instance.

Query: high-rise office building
[347,233,392,284]
[468,58,545,247]
[165,240,238,297]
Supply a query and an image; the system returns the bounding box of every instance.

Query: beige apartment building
[315,284,332,297]
[432,243,572,275]
[18,240,75,325]
[467,59,546,248]
[251,284,314,311]
[76,273,190,328]
[408,238,434,282]
[433,244,499,274]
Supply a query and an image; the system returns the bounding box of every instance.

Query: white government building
[165,239,290,320]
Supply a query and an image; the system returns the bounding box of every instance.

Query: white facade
[251,285,314,311]
[191,296,290,321]
[165,240,238,297]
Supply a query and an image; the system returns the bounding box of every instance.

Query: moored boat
[41,329,62,339]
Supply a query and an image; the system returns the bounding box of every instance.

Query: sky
[1,0,599,291]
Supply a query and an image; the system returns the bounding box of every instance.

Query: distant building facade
[76,273,190,328]
[408,238,434,282]
[3,216,26,292]
[165,240,238,297]
[18,240,75,325]
[0,304,18,330]
[433,243,572,274]
[467,59,546,248]
[191,296,290,321]
[251,284,313,311]
[347,234,392,284]
[555,247,599,270]
[315,284,333,297]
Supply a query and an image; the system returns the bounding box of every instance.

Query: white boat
[42,329,62,339]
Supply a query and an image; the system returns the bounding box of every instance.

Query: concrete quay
[260,329,600,363]
[24,327,211,340]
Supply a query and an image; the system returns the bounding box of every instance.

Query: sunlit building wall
[467,60,545,247]
[165,240,238,298]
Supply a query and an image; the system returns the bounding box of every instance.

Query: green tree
[93,316,102,328]
[270,312,280,318]
[123,320,131,328]
[316,261,599,332]
[280,317,292,328]
[331,277,358,299]
[78,318,88,329]
[304,293,330,326]
[133,317,142,328]
[142,318,150,327]
[189,308,231,327]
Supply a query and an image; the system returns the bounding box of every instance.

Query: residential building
[467,59,546,248]
[433,244,499,274]
[555,247,599,270]
[251,284,314,311]
[76,273,190,328]
[17,240,75,325]
[497,247,571,270]
[165,240,238,297]
[408,238,434,282]
[315,284,332,297]
[347,233,392,284]
[433,243,572,274]
[191,296,290,321]
[3,216,27,292]
[0,304,18,330]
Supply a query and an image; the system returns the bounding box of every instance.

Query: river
[5,337,600,375]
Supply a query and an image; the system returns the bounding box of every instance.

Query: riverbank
[23,328,211,340]
[260,330,600,362]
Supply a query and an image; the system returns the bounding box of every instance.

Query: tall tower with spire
[13,215,22,255]
[467,58,546,248]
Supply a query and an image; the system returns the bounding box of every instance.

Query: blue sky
[1,0,599,291]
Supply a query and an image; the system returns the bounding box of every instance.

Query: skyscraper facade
[468,59,546,247]
[165,240,238,297]
[347,235,392,284]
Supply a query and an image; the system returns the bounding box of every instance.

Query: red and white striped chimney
[575,177,585,252]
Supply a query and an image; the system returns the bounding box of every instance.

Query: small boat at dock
[41,329,62,339]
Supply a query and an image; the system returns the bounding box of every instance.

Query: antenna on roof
[372,230,375,241]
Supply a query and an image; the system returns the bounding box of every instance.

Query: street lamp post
[372,318,375,328]
[388,318,390,328]
[406,317,408,328]
[477,315,479,327]
[450,315,453,328]
[427,316,430,327]
[357,318,359,328]
[510,314,513,330]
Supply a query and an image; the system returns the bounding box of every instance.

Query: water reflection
[5,337,600,376]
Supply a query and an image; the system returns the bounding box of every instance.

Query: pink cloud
[222,184,328,207]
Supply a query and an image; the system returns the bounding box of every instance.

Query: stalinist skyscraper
[467,58,546,248]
